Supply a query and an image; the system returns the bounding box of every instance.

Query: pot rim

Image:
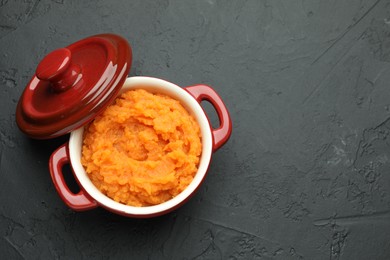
[68,76,213,216]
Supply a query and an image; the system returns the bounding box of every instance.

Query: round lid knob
[35,48,81,92]
[16,34,132,139]
[36,48,71,80]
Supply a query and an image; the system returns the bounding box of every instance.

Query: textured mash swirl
[81,89,202,207]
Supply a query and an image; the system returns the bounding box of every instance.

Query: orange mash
[81,89,202,207]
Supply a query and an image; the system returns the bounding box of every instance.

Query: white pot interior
[68,76,213,216]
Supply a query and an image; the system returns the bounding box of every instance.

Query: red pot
[50,76,231,218]
[16,34,232,218]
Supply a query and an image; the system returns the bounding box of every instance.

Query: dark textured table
[1,0,390,259]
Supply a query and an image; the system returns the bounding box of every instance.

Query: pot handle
[185,85,232,151]
[49,143,98,211]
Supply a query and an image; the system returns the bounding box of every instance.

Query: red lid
[16,34,132,139]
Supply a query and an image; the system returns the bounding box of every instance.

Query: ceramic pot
[49,76,232,218]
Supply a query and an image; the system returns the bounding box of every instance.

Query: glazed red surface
[49,143,98,211]
[16,34,132,139]
[185,84,232,152]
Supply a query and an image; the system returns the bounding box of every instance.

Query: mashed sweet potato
[81,89,202,207]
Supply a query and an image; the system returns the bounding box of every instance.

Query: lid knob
[36,48,82,92]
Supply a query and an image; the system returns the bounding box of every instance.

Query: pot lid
[16,33,132,139]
